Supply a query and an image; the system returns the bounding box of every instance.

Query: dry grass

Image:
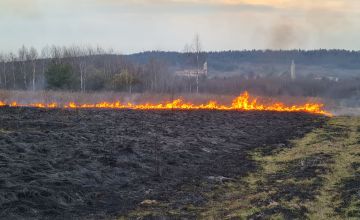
[0,90,236,105]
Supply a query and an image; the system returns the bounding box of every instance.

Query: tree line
[128,49,360,71]
[0,45,359,102]
[0,45,177,93]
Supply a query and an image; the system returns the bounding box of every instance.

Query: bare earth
[0,107,326,219]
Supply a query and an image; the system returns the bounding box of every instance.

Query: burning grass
[0,90,331,116]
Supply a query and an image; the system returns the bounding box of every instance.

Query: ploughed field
[0,107,326,219]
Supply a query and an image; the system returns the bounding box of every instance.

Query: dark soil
[336,162,360,218]
[0,107,324,219]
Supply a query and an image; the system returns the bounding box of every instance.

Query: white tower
[291,60,296,80]
[203,61,208,76]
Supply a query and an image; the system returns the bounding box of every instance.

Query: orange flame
[0,91,331,116]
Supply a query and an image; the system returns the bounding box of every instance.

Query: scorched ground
[0,107,325,219]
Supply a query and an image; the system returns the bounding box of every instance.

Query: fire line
[0,91,331,116]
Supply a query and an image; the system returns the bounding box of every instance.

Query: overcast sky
[1,0,360,53]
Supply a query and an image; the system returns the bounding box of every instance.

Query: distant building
[314,76,339,82]
[175,62,208,78]
[290,60,296,80]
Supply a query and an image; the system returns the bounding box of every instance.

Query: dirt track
[0,107,325,219]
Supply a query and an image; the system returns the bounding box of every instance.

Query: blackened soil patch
[336,162,360,218]
[0,107,324,219]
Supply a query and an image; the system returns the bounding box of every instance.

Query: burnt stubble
[0,107,324,219]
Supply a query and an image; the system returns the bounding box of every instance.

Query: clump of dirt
[0,107,325,219]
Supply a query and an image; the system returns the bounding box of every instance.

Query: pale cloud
[0,0,360,52]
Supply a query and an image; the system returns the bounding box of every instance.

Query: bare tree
[8,53,16,89]
[27,47,38,91]
[193,34,202,94]
[2,55,8,89]
[151,59,158,92]
[183,34,203,93]
[124,69,134,94]
[84,45,98,92]
[40,46,51,87]
[74,46,89,92]
[50,45,64,65]
[18,45,28,89]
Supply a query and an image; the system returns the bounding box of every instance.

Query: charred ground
[0,107,333,219]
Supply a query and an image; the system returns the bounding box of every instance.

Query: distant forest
[128,50,360,71]
[0,46,359,104]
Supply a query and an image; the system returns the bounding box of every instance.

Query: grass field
[127,116,360,219]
